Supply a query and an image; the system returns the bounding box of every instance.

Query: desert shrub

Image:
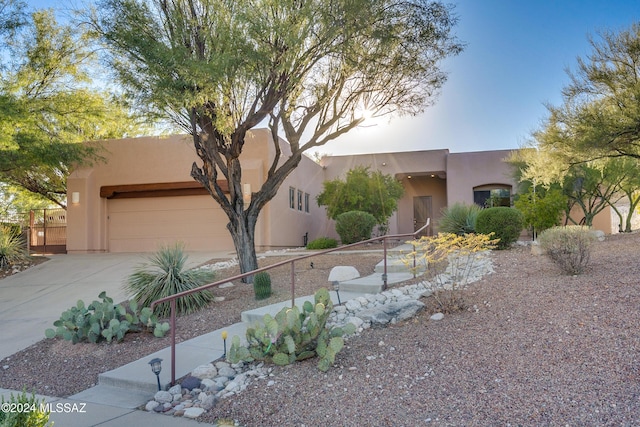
[538,226,596,275]
[306,237,338,250]
[0,389,51,427]
[335,210,377,244]
[438,203,482,235]
[45,291,170,343]
[228,288,356,372]
[253,272,272,300]
[403,233,497,313]
[124,243,215,317]
[0,226,28,269]
[475,207,524,249]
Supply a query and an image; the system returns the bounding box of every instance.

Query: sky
[29,0,640,156]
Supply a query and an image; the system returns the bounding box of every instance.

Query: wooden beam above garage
[100,181,229,199]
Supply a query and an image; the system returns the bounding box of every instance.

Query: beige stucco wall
[320,150,448,238]
[446,150,518,205]
[67,131,329,253]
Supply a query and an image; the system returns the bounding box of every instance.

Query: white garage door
[107,195,233,252]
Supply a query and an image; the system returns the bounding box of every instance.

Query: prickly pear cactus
[226,287,355,371]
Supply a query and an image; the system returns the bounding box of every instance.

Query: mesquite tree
[92,0,463,275]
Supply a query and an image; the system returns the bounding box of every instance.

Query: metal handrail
[152,218,430,384]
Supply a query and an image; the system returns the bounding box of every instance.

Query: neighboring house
[66,129,614,253]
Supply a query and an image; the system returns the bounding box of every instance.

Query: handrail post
[290,260,295,308]
[170,299,176,386]
[382,237,388,291]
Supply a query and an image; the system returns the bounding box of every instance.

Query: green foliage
[0,225,27,269]
[93,0,462,276]
[513,185,566,234]
[316,166,404,229]
[538,226,596,275]
[437,203,482,235]
[306,237,338,250]
[0,389,51,427]
[475,207,524,249]
[228,288,356,372]
[0,9,147,207]
[403,233,497,313]
[335,210,377,244]
[124,243,215,317]
[45,291,170,344]
[253,272,272,300]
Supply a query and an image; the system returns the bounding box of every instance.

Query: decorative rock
[180,376,201,390]
[328,266,360,282]
[201,395,218,410]
[154,390,173,404]
[430,312,444,321]
[183,407,205,419]
[145,400,160,411]
[200,378,216,389]
[218,282,235,288]
[357,300,425,325]
[345,299,362,312]
[217,366,236,378]
[168,384,182,395]
[192,363,217,379]
[347,316,364,329]
[215,361,231,370]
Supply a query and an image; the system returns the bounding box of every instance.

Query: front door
[413,196,432,236]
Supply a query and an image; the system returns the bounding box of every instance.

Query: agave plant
[0,226,28,270]
[437,203,483,235]
[124,243,215,317]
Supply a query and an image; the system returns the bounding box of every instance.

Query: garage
[107,194,233,253]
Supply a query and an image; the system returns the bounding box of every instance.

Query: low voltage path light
[149,357,163,391]
[332,281,341,306]
[221,330,228,358]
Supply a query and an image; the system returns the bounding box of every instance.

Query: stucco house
[65,129,614,254]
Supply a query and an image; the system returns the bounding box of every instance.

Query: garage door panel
[108,196,233,252]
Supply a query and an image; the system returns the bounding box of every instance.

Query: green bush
[0,226,27,270]
[44,291,170,344]
[538,226,596,275]
[306,237,338,250]
[475,207,524,249]
[0,389,51,427]
[124,243,215,317]
[228,288,356,372]
[253,272,272,300]
[438,203,483,235]
[335,210,377,244]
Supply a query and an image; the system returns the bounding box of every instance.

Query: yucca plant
[0,226,28,270]
[438,203,483,235]
[124,243,215,317]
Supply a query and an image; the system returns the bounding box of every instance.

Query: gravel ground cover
[2,234,640,426]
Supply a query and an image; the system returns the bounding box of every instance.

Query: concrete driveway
[0,252,222,361]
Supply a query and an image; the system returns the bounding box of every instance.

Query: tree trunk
[226,198,260,283]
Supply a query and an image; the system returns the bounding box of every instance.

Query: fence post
[290,260,295,308]
[170,299,176,386]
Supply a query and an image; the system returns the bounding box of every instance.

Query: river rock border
[144,252,494,420]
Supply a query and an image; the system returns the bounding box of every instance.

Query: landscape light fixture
[221,330,228,359]
[148,357,162,391]
[332,281,341,306]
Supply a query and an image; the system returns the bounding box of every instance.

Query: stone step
[338,272,417,294]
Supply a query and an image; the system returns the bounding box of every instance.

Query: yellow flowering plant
[403,232,498,312]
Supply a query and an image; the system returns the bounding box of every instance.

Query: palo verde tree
[92,0,463,275]
[0,6,145,208]
[536,22,640,162]
[316,166,404,235]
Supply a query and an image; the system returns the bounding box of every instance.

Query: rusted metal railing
[152,219,430,384]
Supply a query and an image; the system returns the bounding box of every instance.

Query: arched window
[473,184,512,207]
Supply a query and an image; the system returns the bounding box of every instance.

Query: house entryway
[413,196,432,237]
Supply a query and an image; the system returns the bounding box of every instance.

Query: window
[297,189,303,211]
[473,186,511,207]
[289,187,295,209]
[304,193,310,213]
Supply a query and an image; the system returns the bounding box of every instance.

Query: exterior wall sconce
[71,192,80,204]
[148,357,163,391]
[243,183,251,202]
